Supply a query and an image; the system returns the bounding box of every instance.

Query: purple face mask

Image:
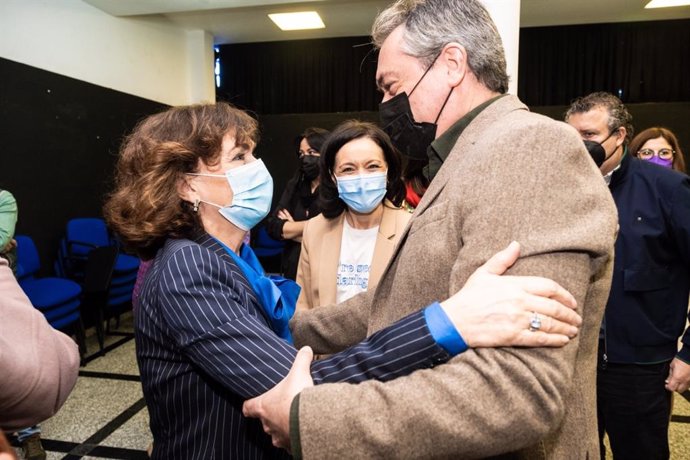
[644,156,673,169]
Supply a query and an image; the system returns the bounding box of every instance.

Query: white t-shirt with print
[335,219,379,304]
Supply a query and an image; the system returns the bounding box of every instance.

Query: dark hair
[565,92,634,144]
[103,102,258,260]
[629,126,686,173]
[403,158,430,198]
[295,127,330,158]
[319,120,405,219]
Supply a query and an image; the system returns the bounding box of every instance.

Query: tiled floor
[9,312,690,459]
[12,314,150,460]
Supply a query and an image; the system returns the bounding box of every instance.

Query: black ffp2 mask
[584,129,619,167]
[379,92,437,161]
[584,140,607,167]
[300,155,320,181]
[378,53,452,162]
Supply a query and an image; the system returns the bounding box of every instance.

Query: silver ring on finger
[529,311,542,332]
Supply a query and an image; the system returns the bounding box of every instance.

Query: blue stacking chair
[57,218,140,332]
[80,246,119,355]
[15,235,86,357]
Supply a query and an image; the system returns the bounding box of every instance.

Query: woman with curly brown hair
[104,102,583,460]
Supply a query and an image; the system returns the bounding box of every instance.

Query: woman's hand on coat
[440,242,581,348]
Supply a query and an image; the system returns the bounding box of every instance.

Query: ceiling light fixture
[268,11,325,31]
[645,0,690,8]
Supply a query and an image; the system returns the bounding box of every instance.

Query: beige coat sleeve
[291,213,383,353]
[290,288,374,353]
[295,219,314,312]
[295,116,618,458]
[0,259,80,431]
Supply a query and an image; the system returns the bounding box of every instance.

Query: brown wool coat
[290,95,618,459]
[295,201,411,311]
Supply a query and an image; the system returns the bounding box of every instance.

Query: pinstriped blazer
[136,233,450,460]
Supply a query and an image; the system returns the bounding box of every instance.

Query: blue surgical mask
[336,171,387,214]
[189,159,274,231]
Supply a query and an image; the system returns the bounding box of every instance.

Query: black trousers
[597,347,672,460]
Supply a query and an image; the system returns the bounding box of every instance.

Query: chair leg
[95,308,105,354]
[75,319,87,363]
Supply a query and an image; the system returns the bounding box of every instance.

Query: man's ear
[440,43,467,87]
[616,127,627,147]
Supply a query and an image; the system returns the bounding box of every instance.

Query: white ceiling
[82,0,690,45]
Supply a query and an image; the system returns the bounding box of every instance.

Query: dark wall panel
[2,49,687,276]
[0,57,166,274]
[255,111,379,210]
[519,19,690,106]
[217,36,379,114]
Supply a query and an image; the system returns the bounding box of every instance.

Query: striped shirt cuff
[424,301,468,356]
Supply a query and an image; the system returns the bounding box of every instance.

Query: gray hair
[565,92,634,144]
[371,0,509,93]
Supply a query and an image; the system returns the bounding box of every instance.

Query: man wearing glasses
[566,92,690,460]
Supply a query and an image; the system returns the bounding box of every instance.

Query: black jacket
[603,154,690,364]
[265,173,321,280]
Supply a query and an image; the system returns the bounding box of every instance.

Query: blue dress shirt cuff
[424,301,469,356]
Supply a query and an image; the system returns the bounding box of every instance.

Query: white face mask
[187,159,274,231]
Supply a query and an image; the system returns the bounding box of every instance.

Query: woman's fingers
[522,294,582,329]
[473,241,521,277]
[515,330,571,347]
[467,243,577,311]
[279,208,294,221]
[520,308,578,338]
[503,276,577,310]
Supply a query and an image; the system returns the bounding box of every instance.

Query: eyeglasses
[637,148,674,160]
[299,149,320,157]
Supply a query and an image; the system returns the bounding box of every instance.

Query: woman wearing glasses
[630,127,686,173]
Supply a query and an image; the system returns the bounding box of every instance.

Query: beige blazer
[0,258,80,431]
[295,201,411,311]
[290,95,618,459]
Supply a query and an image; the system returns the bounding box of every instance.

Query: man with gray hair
[567,92,690,460]
[245,1,618,458]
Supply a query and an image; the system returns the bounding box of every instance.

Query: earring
[193,199,200,212]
